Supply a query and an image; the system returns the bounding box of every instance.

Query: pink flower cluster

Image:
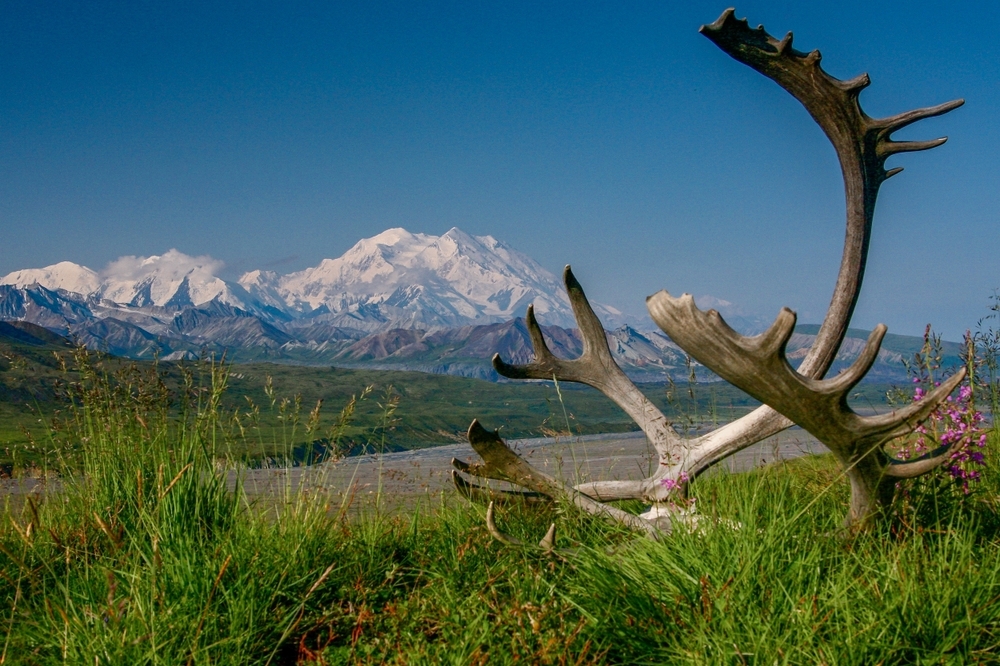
[659,470,690,490]
[902,379,988,493]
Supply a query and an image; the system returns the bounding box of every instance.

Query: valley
[0,225,961,470]
[0,318,901,468]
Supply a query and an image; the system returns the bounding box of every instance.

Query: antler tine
[493,265,683,459]
[491,306,564,380]
[450,446,522,489]
[461,420,664,538]
[885,447,957,479]
[451,455,513,483]
[564,266,615,359]
[863,375,966,440]
[647,291,967,525]
[450,469,552,505]
[485,502,566,556]
[700,8,962,377]
[485,501,527,546]
[877,138,949,159]
[877,99,965,136]
[491,298,570,381]
[820,325,886,395]
[493,266,626,382]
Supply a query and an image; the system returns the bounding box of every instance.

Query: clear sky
[1,1,996,340]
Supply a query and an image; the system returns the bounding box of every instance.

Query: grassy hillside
[0,358,996,663]
[0,322,904,467]
[0,357,764,467]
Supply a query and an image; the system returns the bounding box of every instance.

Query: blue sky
[1,1,996,340]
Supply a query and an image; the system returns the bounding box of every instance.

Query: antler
[452,267,687,520]
[494,267,685,464]
[647,294,966,525]
[452,9,963,534]
[700,9,962,380]
[484,501,560,554]
[459,420,661,538]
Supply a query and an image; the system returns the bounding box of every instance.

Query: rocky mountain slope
[0,278,947,382]
[0,227,642,371]
[0,227,948,382]
[0,228,622,331]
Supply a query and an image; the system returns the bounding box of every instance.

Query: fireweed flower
[659,471,690,490]
[904,376,988,493]
[656,471,696,510]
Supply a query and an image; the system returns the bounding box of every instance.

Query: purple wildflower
[907,373,988,493]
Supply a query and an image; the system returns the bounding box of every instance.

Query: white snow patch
[0,261,101,294]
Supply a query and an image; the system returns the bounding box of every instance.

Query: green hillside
[794,323,965,370]
[0,322,902,467]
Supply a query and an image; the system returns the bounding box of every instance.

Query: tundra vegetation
[0,338,997,664]
[0,336,795,468]
[3,8,1000,665]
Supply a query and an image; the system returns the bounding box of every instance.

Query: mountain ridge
[0,228,948,382]
[1,228,625,331]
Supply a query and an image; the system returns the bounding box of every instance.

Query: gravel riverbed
[2,427,826,516]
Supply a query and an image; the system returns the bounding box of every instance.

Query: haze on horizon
[2,1,997,341]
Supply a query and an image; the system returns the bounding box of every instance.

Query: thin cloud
[100,249,225,282]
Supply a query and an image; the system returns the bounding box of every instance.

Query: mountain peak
[2,228,633,336]
[95,249,242,309]
[363,227,430,252]
[371,227,418,243]
[0,261,101,295]
[441,226,472,241]
[236,227,599,328]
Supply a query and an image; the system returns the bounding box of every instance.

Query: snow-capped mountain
[94,250,254,310]
[1,226,822,381]
[0,251,255,311]
[0,229,623,330]
[0,284,94,331]
[1,261,101,295]
[239,227,618,329]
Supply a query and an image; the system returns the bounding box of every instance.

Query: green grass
[0,332,899,468]
[1,353,999,663]
[2,331,751,464]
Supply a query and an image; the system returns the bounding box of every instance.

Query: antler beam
[647,294,966,525]
[462,420,662,538]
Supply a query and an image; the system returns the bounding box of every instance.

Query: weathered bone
[485,502,558,552]
[647,295,966,524]
[450,467,551,505]
[453,9,964,534]
[463,420,661,538]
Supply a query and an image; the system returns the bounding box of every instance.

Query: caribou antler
[461,420,661,538]
[494,267,684,465]
[485,502,559,553]
[648,295,966,525]
[452,9,964,533]
[700,9,962,373]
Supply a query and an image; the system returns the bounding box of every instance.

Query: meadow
[0,326,897,470]
[0,334,997,664]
